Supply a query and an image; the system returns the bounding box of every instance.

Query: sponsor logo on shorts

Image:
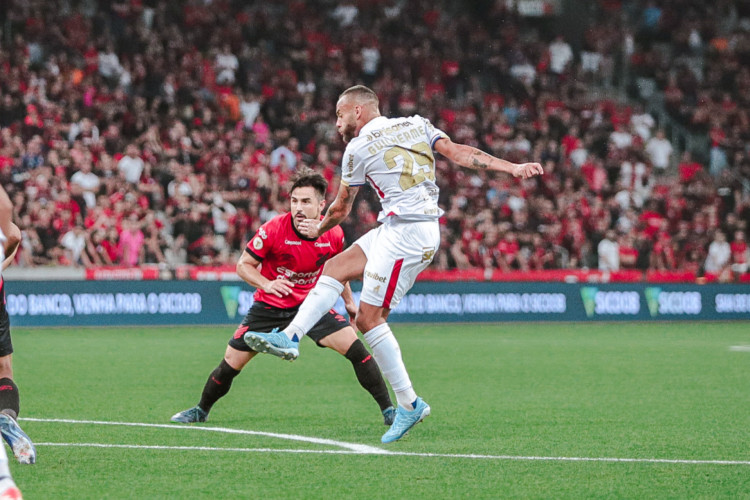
[421,247,435,263]
[365,270,387,283]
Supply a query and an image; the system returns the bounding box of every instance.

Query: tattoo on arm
[470,151,490,170]
[341,185,358,205]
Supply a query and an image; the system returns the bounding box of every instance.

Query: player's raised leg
[244,245,367,360]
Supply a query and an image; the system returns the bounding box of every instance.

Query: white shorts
[354,217,440,309]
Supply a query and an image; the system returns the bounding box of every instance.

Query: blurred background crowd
[0,0,748,280]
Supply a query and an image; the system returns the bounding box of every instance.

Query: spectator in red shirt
[730,230,748,275]
[618,233,639,269]
[678,151,702,183]
[650,231,676,270]
[494,230,523,271]
[639,199,665,239]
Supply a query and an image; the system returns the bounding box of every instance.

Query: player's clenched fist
[512,162,544,179]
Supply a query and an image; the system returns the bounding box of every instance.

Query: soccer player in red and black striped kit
[171,168,395,425]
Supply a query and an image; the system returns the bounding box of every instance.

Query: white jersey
[341,115,448,222]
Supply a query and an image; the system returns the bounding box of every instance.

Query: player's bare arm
[1,226,20,271]
[0,186,19,270]
[236,250,294,297]
[434,137,544,179]
[298,183,359,238]
[341,281,357,323]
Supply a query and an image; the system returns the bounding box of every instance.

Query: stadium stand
[0,0,747,282]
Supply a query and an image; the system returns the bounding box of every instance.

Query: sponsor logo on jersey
[365,270,387,283]
[258,227,268,239]
[284,239,302,246]
[314,241,331,248]
[347,154,354,176]
[275,266,321,285]
[365,120,413,141]
[252,237,263,250]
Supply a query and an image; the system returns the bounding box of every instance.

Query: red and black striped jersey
[244,212,344,308]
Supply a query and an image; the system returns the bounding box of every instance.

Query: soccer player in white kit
[245,85,543,443]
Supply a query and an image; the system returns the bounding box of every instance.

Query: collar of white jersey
[359,116,389,136]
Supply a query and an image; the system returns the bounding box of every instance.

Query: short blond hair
[339,85,379,107]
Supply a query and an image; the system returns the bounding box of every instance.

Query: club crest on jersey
[252,237,263,250]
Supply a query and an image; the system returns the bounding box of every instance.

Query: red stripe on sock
[383,258,403,309]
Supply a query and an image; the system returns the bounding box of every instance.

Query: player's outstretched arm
[236,250,294,298]
[433,137,543,179]
[298,183,360,238]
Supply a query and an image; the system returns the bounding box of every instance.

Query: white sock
[363,323,418,410]
[284,275,344,342]
[0,444,9,479]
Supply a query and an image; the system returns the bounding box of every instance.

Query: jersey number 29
[383,142,436,191]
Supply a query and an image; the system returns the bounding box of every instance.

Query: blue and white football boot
[244,328,299,361]
[381,397,431,443]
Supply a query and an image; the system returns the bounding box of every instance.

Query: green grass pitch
[7,321,750,499]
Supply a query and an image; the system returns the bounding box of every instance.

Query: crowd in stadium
[0,0,748,280]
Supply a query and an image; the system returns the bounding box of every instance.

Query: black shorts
[0,284,12,357]
[228,301,350,352]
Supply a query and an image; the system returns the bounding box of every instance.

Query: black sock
[198,359,241,413]
[345,339,393,411]
[0,378,19,419]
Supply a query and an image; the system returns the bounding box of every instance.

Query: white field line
[21,417,750,466]
[729,345,750,352]
[20,417,387,454]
